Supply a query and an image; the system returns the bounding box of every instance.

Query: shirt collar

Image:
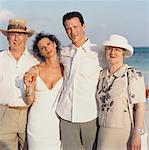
[23,48,31,56]
[101,64,128,78]
[71,38,91,52]
[81,38,91,52]
[113,64,128,77]
[6,47,30,57]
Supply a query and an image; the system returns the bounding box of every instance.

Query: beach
[145,98,149,148]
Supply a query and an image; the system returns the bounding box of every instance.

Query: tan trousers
[60,118,98,150]
[0,105,28,150]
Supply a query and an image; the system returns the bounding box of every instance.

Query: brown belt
[0,104,29,110]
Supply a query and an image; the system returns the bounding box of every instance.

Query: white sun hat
[101,34,134,58]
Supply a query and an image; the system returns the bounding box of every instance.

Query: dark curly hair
[32,32,61,61]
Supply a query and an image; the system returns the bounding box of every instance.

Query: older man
[0,19,39,150]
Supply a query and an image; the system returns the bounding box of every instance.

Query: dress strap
[34,65,39,76]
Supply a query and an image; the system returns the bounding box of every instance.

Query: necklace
[108,64,125,76]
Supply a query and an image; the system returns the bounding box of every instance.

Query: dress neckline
[37,76,62,91]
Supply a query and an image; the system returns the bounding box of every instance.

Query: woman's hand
[23,71,36,104]
[130,130,141,150]
[23,71,36,87]
[130,103,145,150]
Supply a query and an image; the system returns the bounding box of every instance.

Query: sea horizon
[0,46,149,72]
[125,47,149,71]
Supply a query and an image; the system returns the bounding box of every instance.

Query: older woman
[23,33,63,150]
[96,34,145,150]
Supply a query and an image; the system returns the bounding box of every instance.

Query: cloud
[0,9,15,22]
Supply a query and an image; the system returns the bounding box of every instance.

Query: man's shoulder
[0,49,5,53]
[60,44,72,56]
[88,39,98,46]
[62,44,72,50]
[25,49,40,64]
[84,39,100,52]
[0,50,7,57]
[0,50,6,66]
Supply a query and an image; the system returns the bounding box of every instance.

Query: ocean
[124,47,149,87]
[0,47,149,70]
[125,47,149,71]
[0,47,148,71]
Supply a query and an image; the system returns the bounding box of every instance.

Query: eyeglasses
[105,46,124,53]
[8,32,27,37]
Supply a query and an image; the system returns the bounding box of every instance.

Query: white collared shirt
[56,39,103,122]
[0,48,39,106]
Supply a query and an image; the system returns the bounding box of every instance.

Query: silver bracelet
[133,128,142,133]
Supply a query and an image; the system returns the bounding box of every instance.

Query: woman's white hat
[101,34,134,58]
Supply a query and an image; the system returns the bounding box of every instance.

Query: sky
[0,0,149,50]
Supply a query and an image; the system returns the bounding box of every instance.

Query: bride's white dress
[27,76,63,150]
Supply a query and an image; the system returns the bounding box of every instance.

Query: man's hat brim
[0,29,35,37]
